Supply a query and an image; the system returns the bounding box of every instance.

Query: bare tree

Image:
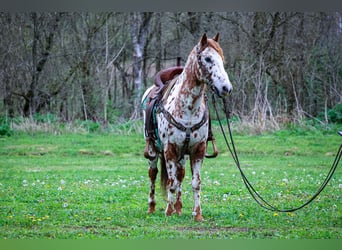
[130,12,153,120]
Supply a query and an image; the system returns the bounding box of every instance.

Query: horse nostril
[222,85,232,96]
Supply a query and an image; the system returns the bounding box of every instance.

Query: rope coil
[211,93,342,212]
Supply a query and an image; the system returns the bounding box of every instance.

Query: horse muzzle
[213,83,232,98]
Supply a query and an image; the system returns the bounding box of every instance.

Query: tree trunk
[130,12,152,120]
[24,12,61,117]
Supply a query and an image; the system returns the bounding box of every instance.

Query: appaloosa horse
[142,33,232,221]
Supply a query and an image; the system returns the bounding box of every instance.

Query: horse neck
[167,54,207,123]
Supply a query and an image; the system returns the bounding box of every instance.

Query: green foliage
[327,103,342,124]
[0,123,12,136]
[317,103,342,124]
[0,117,13,136]
[78,120,101,133]
[33,113,57,123]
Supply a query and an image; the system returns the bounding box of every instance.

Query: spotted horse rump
[141,33,232,222]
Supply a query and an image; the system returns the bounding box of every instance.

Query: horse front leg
[191,159,203,222]
[190,141,206,222]
[174,157,186,215]
[147,155,158,213]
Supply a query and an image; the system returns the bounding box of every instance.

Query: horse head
[196,33,233,98]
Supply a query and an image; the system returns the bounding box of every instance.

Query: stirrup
[205,137,218,158]
[144,138,157,160]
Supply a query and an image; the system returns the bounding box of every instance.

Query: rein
[210,93,342,212]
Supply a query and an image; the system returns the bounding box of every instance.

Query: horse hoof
[192,210,204,222]
[148,207,155,214]
[165,204,174,216]
[148,202,156,213]
[194,214,204,222]
[174,201,182,215]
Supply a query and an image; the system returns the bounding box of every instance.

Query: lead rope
[211,93,342,212]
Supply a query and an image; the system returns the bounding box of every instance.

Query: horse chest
[157,113,208,149]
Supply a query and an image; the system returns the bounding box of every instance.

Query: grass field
[0,125,341,239]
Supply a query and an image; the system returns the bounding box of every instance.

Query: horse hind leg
[147,156,159,213]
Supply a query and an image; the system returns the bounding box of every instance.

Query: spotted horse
[141,33,232,222]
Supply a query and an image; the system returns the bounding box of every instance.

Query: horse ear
[213,33,219,42]
[200,33,208,48]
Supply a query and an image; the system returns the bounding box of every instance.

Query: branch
[106,43,125,69]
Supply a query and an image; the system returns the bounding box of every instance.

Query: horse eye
[204,57,212,63]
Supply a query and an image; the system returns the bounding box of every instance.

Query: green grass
[0,127,341,239]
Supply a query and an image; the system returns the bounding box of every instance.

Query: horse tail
[160,152,168,197]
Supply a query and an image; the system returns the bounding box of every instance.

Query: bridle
[155,47,218,162]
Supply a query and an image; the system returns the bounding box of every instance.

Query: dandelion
[213,180,220,186]
[273,212,279,217]
[239,213,244,218]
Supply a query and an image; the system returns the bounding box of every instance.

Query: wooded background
[1,12,341,127]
